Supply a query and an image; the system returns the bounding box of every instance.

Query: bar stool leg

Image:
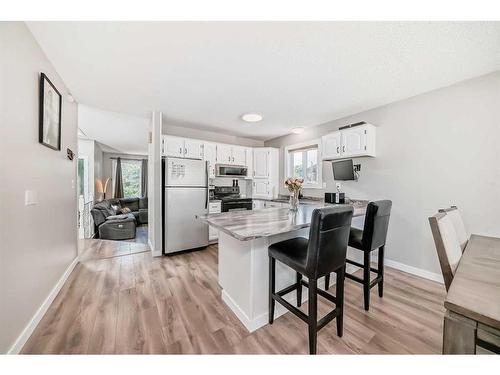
[269,256,276,324]
[296,272,303,307]
[308,278,318,354]
[336,267,345,337]
[378,246,384,298]
[363,251,371,311]
[324,273,330,290]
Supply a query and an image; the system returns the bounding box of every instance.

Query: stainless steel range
[213,186,252,212]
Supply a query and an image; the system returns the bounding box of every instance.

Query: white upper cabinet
[203,142,217,178]
[162,136,204,159]
[216,144,233,164]
[232,146,247,165]
[184,139,204,159]
[321,123,376,160]
[216,144,247,165]
[253,148,269,178]
[251,148,279,199]
[163,136,185,157]
[321,131,342,160]
[342,127,366,157]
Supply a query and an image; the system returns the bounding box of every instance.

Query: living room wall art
[39,72,62,150]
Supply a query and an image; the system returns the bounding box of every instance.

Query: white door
[322,131,342,159]
[253,149,269,178]
[342,127,367,157]
[203,142,217,178]
[232,146,247,165]
[164,136,185,157]
[253,180,269,198]
[217,144,232,164]
[184,139,204,159]
[164,187,208,253]
[165,157,207,187]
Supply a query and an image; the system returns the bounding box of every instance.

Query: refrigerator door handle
[205,161,209,209]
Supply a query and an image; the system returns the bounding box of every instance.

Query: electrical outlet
[335,182,342,192]
[25,190,38,206]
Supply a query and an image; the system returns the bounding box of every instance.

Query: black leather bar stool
[268,206,353,354]
[325,200,392,311]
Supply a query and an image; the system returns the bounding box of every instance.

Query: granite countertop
[200,200,368,241]
[252,195,323,204]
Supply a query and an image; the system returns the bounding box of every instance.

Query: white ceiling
[27,22,500,141]
[78,105,149,155]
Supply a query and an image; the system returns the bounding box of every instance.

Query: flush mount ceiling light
[291,127,305,134]
[241,113,263,123]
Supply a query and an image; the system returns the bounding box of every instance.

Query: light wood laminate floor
[22,240,446,354]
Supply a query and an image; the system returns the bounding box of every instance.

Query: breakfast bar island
[201,201,367,332]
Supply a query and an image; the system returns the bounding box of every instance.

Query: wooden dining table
[443,234,500,354]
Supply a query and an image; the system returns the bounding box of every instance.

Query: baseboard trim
[385,259,444,284]
[148,239,162,257]
[7,255,80,354]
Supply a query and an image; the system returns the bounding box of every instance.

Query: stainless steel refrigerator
[162,157,209,254]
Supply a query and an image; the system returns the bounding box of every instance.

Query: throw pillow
[111,204,121,214]
[120,207,131,214]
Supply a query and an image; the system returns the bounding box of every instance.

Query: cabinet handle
[179,147,182,154]
[342,145,345,153]
[336,146,339,154]
[184,147,187,155]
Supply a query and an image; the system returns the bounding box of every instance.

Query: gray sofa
[91,197,148,240]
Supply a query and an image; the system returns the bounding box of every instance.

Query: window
[112,159,142,198]
[285,140,322,188]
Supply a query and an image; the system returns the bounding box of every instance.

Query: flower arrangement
[285,177,303,211]
[284,177,304,193]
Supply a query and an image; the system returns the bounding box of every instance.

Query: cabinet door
[253,149,269,178]
[232,146,247,165]
[252,200,265,210]
[322,131,342,159]
[216,144,232,164]
[253,180,269,198]
[203,142,217,178]
[342,127,367,157]
[164,136,185,157]
[184,139,204,159]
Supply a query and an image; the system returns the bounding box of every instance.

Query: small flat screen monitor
[332,159,355,181]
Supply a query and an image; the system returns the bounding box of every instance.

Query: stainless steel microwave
[215,164,248,178]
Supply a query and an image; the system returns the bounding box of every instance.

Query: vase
[289,190,300,211]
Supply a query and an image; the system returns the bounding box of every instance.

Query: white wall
[77,138,95,200]
[265,71,500,276]
[0,22,78,353]
[78,104,150,155]
[163,122,264,147]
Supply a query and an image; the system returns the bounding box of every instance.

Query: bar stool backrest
[362,200,392,251]
[306,206,353,279]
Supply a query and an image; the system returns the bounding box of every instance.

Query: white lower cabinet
[252,180,270,198]
[252,200,266,210]
[208,201,221,242]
